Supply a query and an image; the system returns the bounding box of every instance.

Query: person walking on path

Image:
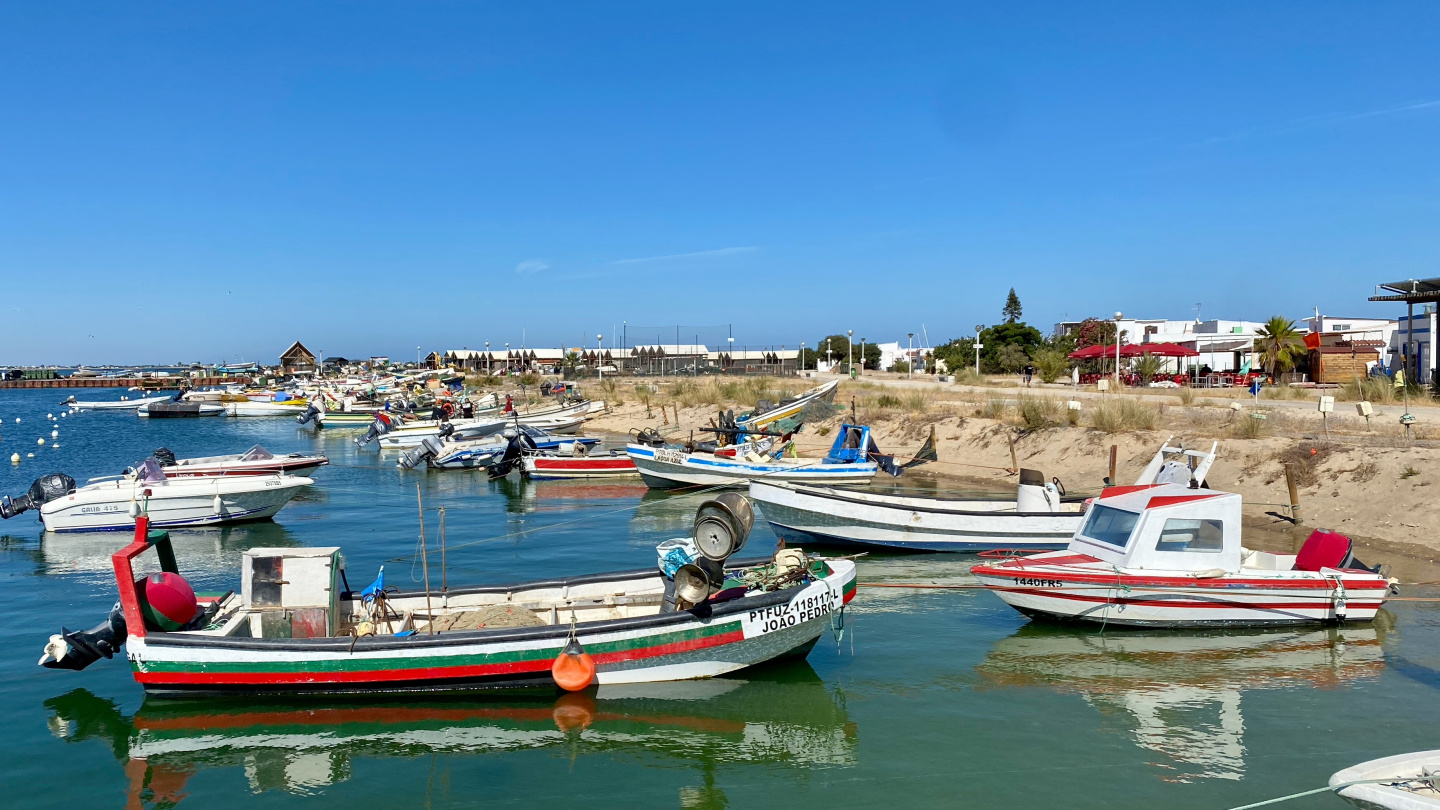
[1023,362,1034,387]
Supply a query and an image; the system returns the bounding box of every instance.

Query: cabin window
[1155,518,1225,552]
[1078,505,1139,549]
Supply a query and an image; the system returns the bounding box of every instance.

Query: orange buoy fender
[551,638,595,691]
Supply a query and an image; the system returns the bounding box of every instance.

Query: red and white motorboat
[522,450,639,480]
[972,483,1393,628]
[155,445,329,478]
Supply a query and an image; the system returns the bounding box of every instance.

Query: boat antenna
[416,484,434,635]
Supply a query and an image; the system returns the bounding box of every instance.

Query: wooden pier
[0,376,251,390]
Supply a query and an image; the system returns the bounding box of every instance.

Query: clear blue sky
[2,2,1437,365]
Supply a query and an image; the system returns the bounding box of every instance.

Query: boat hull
[749,481,1080,552]
[39,477,313,532]
[972,558,1389,628]
[126,561,857,698]
[627,445,877,489]
[1331,750,1440,810]
[224,402,308,417]
[523,455,639,480]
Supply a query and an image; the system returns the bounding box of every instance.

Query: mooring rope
[1225,776,1435,810]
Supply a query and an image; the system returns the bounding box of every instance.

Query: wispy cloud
[514,259,549,274]
[611,246,757,265]
[1198,99,1440,146]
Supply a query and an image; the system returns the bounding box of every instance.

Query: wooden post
[1007,432,1018,475]
[1284,463,1302,524]
[673,403,680,426]
[1108,444,1118,485]
[439,505,447,596]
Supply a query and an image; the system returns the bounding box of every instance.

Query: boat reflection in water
[631,490,720,535]
[976,619,1390,782]
[492,475,650,516]
[44,661,856,804]
[37,522,302,587]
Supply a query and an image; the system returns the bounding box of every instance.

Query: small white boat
[0,459,312,532]
[1332,751,1440,809]
[748,438,1218,553]
[223,400,309,417]
[156,445,329,478]
[62,394,171,412]
[628,424,881,489]
[750,471,1080,552]
[374,414,585,448]
[972,483,1393,628]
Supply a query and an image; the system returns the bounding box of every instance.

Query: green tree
[1003,288,1023,323]
[997,344,1029,373]
[933,336,976,374]
[1254,316,1306,375]
[560,350,581,377]
[1072,318,1117,349]
[1134,351,1163,384]
[980,322,1044,372]
[1031,348,1071,383]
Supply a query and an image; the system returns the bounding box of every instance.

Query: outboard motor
[356,412,396,447]
[633,428,667,448]
[153,447,177,467]
[1016,468,1063,513]
[38,603,126,671]
[487,430,538,479]
[296,400,323,427]
[398,435,447,470]
[1,473,77,520]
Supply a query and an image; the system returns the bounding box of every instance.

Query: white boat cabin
[1069,484,1247,573]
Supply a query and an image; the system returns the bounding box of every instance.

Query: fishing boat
[627,423,882,489]
[401,426,603,471]
[1331,752,1440,809]
[751,470,1079,552]
[736,379,839,430]
[971,483,1393,628]
[0,458,312,532]
[154,445,329,478]
[749,439,1220,552]
[62,394,171,412]
[373,413,584,448]
[523,449,639,480]
[224,399,310,417]
[37,496,855,698]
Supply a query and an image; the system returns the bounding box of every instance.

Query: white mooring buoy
[37,438,45,446]
[10,453,19,464]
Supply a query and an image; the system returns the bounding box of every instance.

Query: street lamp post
[505,342,510,375]
[1114,312,1124,390]
[416,346,421,367]
[800,342,806,374]
[907,333,914,379]
[847,330,854,376]
[859,338,865,377]
[974,325,983,376]
[485,341,490,375]
[597,334,604,382]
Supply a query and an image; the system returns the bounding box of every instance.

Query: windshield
[239,444,275,461]
[1079,505,1139,549]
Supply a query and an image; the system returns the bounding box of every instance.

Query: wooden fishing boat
[750,470,1081,552]
[37,506,856,698]
[1331,751,1440,809]
[972,483,1393,628]
[749,439,1220,552]
[627,423,881,489]
[523,450,639,480]
[736,379,838,431]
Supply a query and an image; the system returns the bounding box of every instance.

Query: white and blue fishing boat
[627,423,882,490]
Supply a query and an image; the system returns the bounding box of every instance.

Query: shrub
[980,394,1009,420]
[518,372,541,388]
[1089,398,1159,433]
[1176,386,1195,406]
[1017,394,1060,429]
[1031,348,1070,384]
[1133,353,1164,385]
[1228,412,1272,439]
[1339,376,1397,404]
[902,391,929,414]
[876,394,902,408]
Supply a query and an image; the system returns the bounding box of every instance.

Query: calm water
[2,387,1439,809]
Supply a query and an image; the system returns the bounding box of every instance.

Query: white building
[1304,313,1397,352]
[1053,318,1266,372]
[1385,307,1436,383]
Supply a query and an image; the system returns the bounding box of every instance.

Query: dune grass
[1089,397,1160,433]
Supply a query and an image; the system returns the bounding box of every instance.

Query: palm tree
[1253,316,1305,376]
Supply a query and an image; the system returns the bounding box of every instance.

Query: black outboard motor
[356,413,396,447]
[487,431,538,479]
[296,401,323,426]
[38,603,126,671]
[153,447,177,467]
[1,473,77,520]
[398,435,447,470]
[632,428,667,448]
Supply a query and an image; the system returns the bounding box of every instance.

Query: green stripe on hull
[136,619,742,675]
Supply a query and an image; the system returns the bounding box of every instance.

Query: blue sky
[2,2,1438,364]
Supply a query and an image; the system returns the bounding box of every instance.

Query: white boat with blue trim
[627,424,881,489]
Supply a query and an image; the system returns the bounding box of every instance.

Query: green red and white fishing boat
[38,504,856,698]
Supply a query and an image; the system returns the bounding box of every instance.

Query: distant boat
[137,400,226,418]
[627,423,881,489]
[523,450,639,480]
[63,394,171,412]
[155,445,329,478]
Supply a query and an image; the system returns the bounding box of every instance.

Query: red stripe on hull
[532,459,636,471]
[973,565,1386,591]
[989,586,1385,611]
